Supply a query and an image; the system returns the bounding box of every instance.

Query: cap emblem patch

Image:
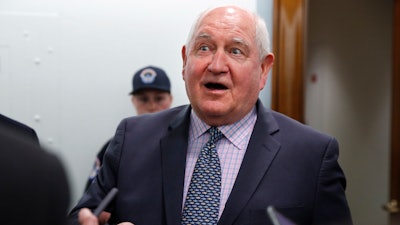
[140,68,157,84]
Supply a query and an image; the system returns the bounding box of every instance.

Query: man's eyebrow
[232,37,249,48]
[193,34,250,50]
[195,33,211,41]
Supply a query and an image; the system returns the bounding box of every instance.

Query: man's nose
[146,100,157,112]
[207,49,228,74]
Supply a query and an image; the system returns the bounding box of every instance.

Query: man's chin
[199,102,229,115]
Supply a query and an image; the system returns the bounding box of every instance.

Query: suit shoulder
[0,114,39,144]
[124,105,188,122]
[270,110,333,141]
[117,105,189,132]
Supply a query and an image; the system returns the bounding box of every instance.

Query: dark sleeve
[84,139,111,192]
[68,121,125,225]
[0,129,70,225]
[44,153,71,225]
[313,138,353,225]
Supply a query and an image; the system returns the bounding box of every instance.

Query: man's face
[182,6,274,126]
[131,89,172,115]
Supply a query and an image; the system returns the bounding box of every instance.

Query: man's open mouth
[205,83,228,90]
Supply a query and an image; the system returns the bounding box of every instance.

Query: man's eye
[199,45,209,51]
[155,97,165,102]
[231,48,242,55]
[139,97,149,103]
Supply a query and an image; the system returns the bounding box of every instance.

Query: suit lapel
[161,106,191,225]
[218,101,281,225]
[159,102,281,225]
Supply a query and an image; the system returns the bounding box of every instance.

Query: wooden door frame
[272,0,400,217]
[272,0,305,123]
[390,0,400,213]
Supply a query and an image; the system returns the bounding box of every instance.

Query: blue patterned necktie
[182,127,223,225]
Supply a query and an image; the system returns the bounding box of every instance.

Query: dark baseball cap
[130,65,171,95]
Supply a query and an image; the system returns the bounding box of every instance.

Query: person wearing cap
[129,65,173,115]
[84,65,173,191]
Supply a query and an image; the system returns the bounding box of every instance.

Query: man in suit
[0,127,70,225]
[69,5,352,225]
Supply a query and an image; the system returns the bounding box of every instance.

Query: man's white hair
[185,5,271,61]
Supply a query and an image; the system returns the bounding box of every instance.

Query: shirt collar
[189,107,257,150]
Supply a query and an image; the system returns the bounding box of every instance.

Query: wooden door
[272,0,399,223]
[385,0,400,223]
[272,0,305,123]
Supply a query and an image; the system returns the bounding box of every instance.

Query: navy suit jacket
[0,128,70,225]
[69,100,352,225]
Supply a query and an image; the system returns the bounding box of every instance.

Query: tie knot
[209,127,223,143]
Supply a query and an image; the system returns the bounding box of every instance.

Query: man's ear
[259,53,275,90]
[181,45,187,78]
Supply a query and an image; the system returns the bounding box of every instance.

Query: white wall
[257,0,274,107]
[0,0,276,207]
[305,0,393,224]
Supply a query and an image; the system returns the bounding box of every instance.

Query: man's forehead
[200,6,253,24]
[194,32,248,47]
[195,9,255,36]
